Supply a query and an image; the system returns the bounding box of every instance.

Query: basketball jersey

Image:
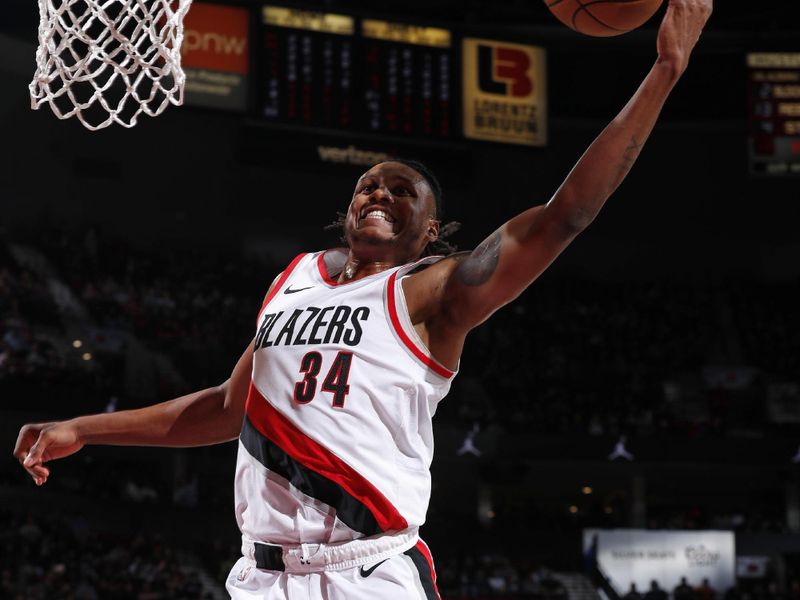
[235,249,457,545]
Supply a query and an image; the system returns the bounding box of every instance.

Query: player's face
[344,162,438,261]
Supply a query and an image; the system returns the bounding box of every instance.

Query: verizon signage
[583,529,736,595]
[181,3,250,111]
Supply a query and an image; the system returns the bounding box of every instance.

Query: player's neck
[337,243,424,283]
[337,257,396,283]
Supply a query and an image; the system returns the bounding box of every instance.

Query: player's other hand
[656,0,713,76]
[13,421,84,486]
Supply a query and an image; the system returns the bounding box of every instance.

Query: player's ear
[427,219,440,242]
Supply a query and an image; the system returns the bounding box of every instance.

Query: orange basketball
[545,0,664,37]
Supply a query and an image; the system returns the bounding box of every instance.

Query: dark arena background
[2,1,800,599]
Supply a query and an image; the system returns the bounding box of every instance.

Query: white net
[30,0,193,130]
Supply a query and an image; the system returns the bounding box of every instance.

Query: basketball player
[14,1,712,598]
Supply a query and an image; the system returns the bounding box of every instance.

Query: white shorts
[226,532,440,600]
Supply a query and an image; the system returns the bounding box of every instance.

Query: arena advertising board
[462,38,547,146]
[583,529,735,596]
[181,3,250,111]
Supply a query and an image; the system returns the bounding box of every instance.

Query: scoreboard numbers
[260,5,455,140]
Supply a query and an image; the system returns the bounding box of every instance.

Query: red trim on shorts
[317,251,342,286]
[415,540,442,600]
[245,382,409,533]
[386,271,455,379]
[259,253,307,315]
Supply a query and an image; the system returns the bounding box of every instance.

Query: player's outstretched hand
[656,0,713,76]
[13,421,84,486]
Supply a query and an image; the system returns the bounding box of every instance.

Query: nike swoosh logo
[359,559,388,578]
[284,285,314,294]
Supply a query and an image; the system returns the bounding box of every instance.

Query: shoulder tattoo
[455,230,502,287]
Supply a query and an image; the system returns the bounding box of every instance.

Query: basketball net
[30,0,193,130]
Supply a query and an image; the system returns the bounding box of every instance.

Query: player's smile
[358,206,397,232]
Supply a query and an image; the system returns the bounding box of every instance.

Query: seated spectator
[645,580,668,600]
[675,576,696,600]
[623,582,644,599]
[695,577,716,600]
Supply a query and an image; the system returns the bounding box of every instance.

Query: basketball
[545,0,664,37]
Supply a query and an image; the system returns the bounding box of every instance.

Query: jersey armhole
[386,270,457,380]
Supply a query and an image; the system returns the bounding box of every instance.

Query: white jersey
[235,249,456,546]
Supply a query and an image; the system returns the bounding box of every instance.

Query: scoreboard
[260,6,456,140]
[747,52,800,176]
[181,2,548,148]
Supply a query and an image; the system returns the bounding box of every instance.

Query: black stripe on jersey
[239,415,383,537]
[404,545,439,600]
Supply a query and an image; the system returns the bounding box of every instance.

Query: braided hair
[325,158,461,257]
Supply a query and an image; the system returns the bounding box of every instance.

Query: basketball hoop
[30,0,193,130]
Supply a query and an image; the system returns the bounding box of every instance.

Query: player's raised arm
[437,0,712,331]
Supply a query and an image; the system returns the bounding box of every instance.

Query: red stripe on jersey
[317,251,342,286]
[259,253,307,314]
[415,540,443,600]
[245,382,409,533]
[386,271,455,379]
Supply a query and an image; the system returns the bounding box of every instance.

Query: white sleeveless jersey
[235,249,456,545]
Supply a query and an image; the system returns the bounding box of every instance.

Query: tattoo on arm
[615,135,644,183]
[456,230,502,286]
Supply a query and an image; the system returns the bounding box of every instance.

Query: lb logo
[462,38,547,146]
[477,44,533,98]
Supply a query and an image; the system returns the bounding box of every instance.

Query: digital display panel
[747,52,800,176]
[259,6,456,140]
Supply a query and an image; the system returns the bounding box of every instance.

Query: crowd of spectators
[445,278,708,435]
[731,281,800,381]
[4,501,798,600]
[3,225,799,437]
[2,500,799,600]
[0,245,64,381]
[0,227,268,414]
[0,510,211,600]
[0,506,585,600]
[36,226,266,392]
[618,575,800,600]
[436,554,570,599]
[0,242,112,415]
[0,504,580,600]
[443,275,796,438]
[645,506,786,534]
[0,316,64,385]
[621,578,720,600]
